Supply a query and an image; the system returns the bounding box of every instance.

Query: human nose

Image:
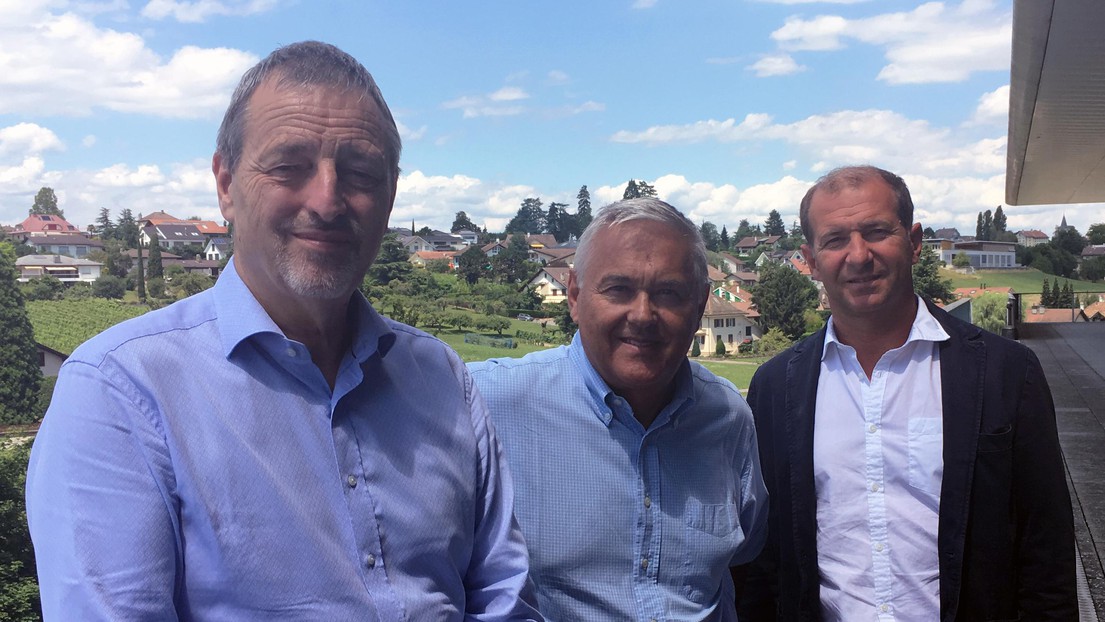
[626,291,656,324]
[843,233,873,265]
[302,161,345,221]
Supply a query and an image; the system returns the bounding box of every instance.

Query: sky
[1,0,1101,238]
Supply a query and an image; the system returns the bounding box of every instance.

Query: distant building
[25,234,102,258]
[12,214,80,238]
[932,227,962,240]
[927,239,1019,269]
[693,294,761,354]
[37,343,68,377]
[141,224,207,252]
[1016,229,1049,247]
[204,237,232,262]
[15,254,102,283]
[527,267,571,304]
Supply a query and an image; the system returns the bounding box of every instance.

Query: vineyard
[26,299,150,355]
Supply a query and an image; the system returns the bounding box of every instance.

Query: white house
[16,254,102,283]
[693,294,761,354]
[526,267,571,304]
[203,237,232,262]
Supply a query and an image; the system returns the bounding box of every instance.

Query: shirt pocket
[908,417,943,497]
[685,497,739,537]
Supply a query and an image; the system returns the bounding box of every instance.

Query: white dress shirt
[813,297,950,621]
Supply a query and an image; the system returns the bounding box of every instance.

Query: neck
[831,296,919,379]
[255,288,355,390]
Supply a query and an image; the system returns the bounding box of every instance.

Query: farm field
[26,298,150,355]
[942,267,1102,294]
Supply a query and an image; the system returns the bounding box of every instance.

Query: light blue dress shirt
[469,335,768,621]
[26,259,541,621]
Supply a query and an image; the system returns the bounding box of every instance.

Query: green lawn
[943,267,1103,294]
[696,358,763,393]
[437,329,552,362]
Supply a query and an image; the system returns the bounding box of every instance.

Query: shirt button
[365,554,376,568]
[870,483,879,492]
[869,424,877,433]
[285,347,297,358]
[641,558,649,570]
[880,604,889,612]
[644,496,652,508]
[874,542,884,552]
[346,475,357,488]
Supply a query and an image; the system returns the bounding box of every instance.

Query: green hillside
[942,267,1102,295]
[26,299,149,355]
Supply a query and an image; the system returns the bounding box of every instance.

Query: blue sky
[1,0,1100,238]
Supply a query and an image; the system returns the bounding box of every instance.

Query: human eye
[341,167,382,191]
[819,235,845,250]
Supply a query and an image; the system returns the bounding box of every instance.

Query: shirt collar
[213,257,396,361]
[823,295,950,360]
[566,331,695,427]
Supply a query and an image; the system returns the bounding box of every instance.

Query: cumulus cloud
[140,0,280,23]
[611,108,1005,177]
[0,124,65,159]
[747,53,807,77]
[442,88,528,118]
[0,7,257,118]
[769,1,1011,84]
[968,84,1009,126]
[546,70,569,85]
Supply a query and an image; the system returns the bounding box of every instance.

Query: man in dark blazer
[738,165,1076,621]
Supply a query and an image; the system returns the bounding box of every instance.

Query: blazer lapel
[784,329,827,597]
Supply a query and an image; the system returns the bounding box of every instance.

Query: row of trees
[502,186,593,242]
[1040,279,1082,309]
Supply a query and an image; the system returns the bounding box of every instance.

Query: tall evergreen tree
[0,243,42,425]
[136,238,146,302]
[700,222,721,252]
[752,262,818,340]
[457,245,488,285]
[504,198,545,234]
[1041,279,1053,307]
[720,226,730,251]
[1061,282,1075,308]
[576,185,592,234]
[147,238,163,279]
[546,202,571,242]
[622,180,640,199]
[993,205,1008,234]
[95,207,116,240]
[116,209,140,248]
[735,218,753,239]
[29,186,62,217]
[912,246,954,303]
[450,211,478,233]
[763,209,786,236]
[976,212,985,240]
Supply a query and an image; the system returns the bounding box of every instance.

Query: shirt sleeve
[732,408,769,567]
[460,367,544,622]
[26,359,181,621]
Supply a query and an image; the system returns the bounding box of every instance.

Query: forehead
[588,220,694,277]
[242,79,391,159]
[808,178,898,231]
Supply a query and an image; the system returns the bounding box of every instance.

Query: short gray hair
[215,40,402,174]
[574,197,709,296]
[799,165,913,243]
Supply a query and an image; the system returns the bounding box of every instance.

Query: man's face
[213,79,397,304]
[801,178,922,320]
[568,220,707,406]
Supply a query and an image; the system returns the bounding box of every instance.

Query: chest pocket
[908,417,943,496]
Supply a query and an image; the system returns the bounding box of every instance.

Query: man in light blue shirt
[470,198,768,621]
[26,41,540,621]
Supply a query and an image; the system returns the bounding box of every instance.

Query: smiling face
[213,77,397,306]
[568,219,707,414]
[802,177,922,322]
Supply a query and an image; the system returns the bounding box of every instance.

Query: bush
[21,276,64,301]
[62,283,92,300]
[92,274,126,299]
[714,337,727,357]
[690,338,701,358]
[146,277,166,299]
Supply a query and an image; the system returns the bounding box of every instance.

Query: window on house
[699,335,705,345]
[714,319,723,328]
[728,334,733,344]
[38,352,45,367]
[745,326,752,336]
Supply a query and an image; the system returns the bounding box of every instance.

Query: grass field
[697,358,762,392]
[943,267,1103,294]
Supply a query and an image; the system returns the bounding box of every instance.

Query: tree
[923,226,936,238]
[972,292,1008,334]
[1087,223,1105,245]
[755,328,792,357]
[714,337,727,357]
[720,226,730,251]
[912,246,955,303]
[0,442,41,620]
[92,274,126,299]
[505,198,545,234]
[690,337,701,358]
[953,252,971,269]
[1060,281,1075,308]
[622,179,656,199]
[450,211,478,233]
[364,235,413,290]
[176,273,213,297]
[116,209,140,248]
[763,209,786,236]
[22,276,64,301]
[1080,256,1105,282]
[735,219,754,240]
[1052,226,1086,256]
[136,237,146,302]
[546,202,570,242]
[0,243,42,425]
[752,262,818,340]
[147,239,164,279]
[457,245,488,285]
[993,206,1008,234]
[975,210,993,241]
[29,186,62,217]
[575,185,592,234]
[95,207,116,240]
[700,222,721,252]
[491,233,534,284]
[1041,279,1053,307]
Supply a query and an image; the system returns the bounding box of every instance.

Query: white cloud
[489,86,529,102]
[752,0,871,4]
[0,123,64,159]
[0,7,257,118]
[631,0,658,8]
[570,101,605,114]
[140,0,280,23]
[611,108,1005,177]
[769,1,1011,84]
[546,70,569,85]
[747,53,806,77]
[396,119,428,142]
[82,135,97,148]
[968,84,1009,125]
